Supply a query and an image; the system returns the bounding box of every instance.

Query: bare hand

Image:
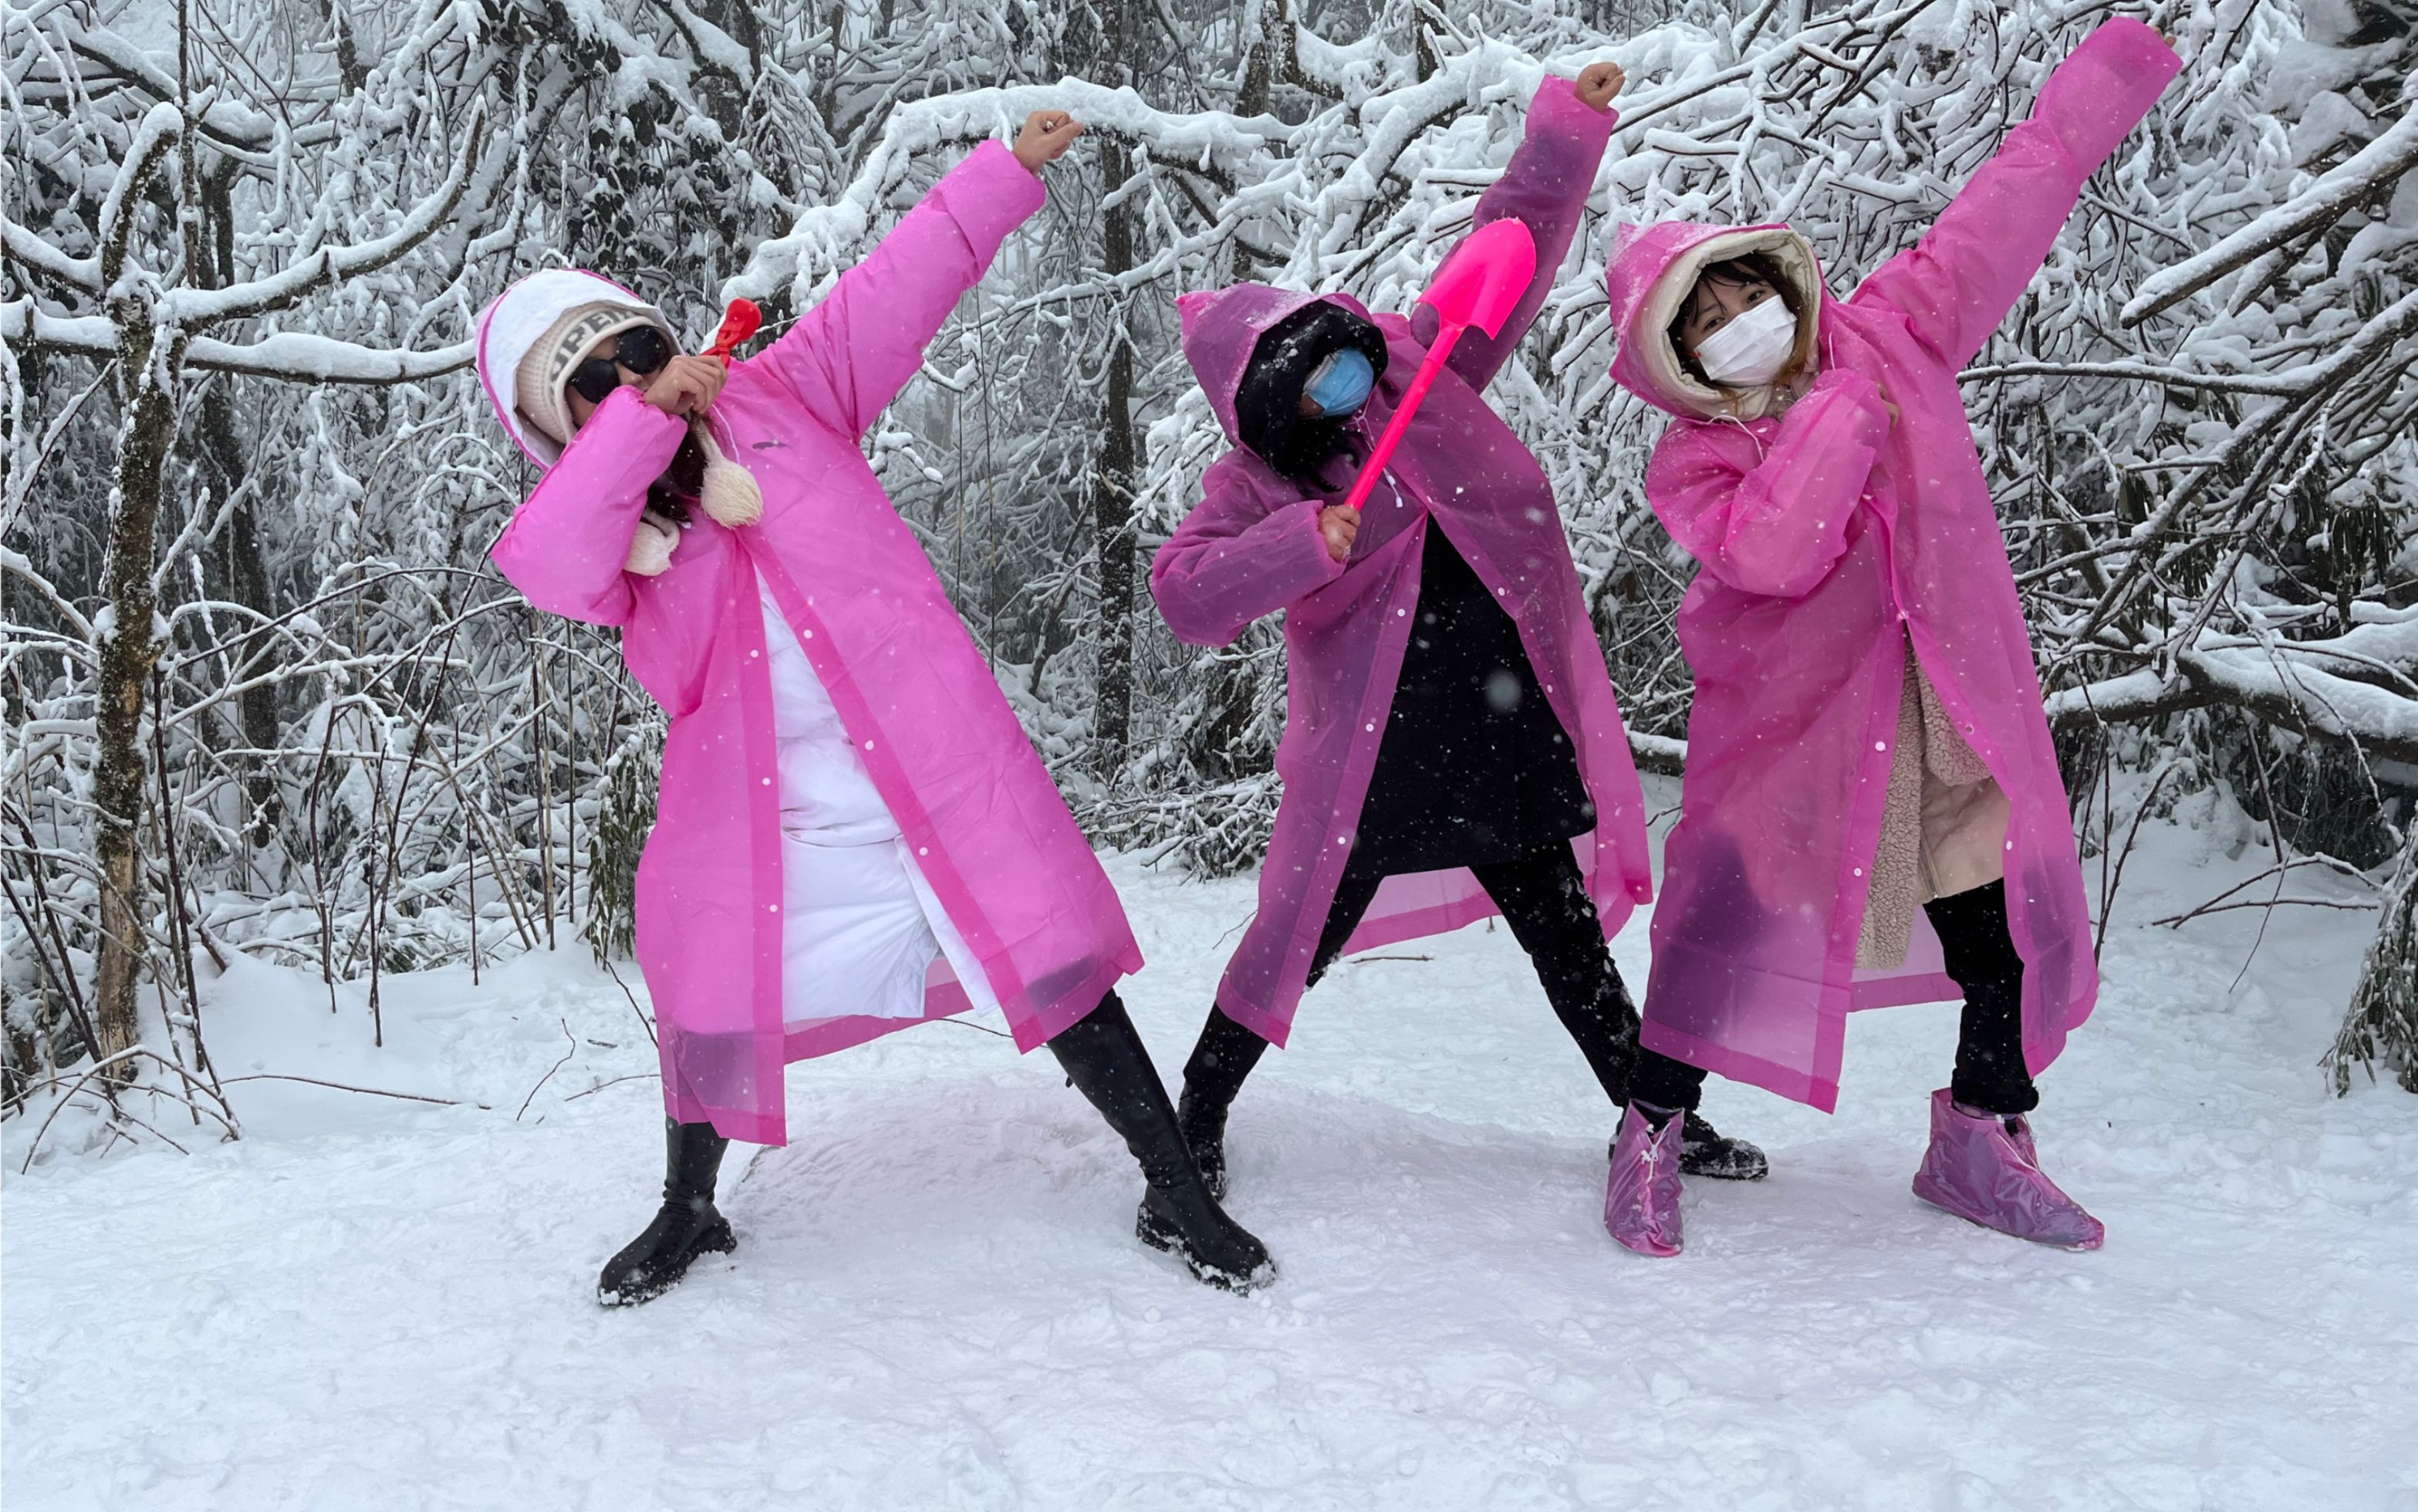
[1876,381,1900,427]
[643,354,727,417]
[1575,61,1626,113]
[1013,110,1085,174]
[1318,504,1361,563]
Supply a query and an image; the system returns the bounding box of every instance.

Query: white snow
[5,796,2414,1509]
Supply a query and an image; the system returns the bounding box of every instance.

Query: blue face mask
[1303,348,1376,417]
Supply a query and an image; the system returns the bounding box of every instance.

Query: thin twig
[515,1017,576,1120]
[2152,897,2379,926]
[218,1073,476,1106]
[564,1072,660,1102]
[600,957,657,1047]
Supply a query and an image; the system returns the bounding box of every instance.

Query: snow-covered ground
[7,788,2414,1510]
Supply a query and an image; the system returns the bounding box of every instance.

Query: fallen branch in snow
[564,1072,660,1102]
[15,1046,241,1172]
[2152,897,2379,926]
[216,1074,481,1109]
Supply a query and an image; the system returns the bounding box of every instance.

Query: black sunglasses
[566,326,670,405]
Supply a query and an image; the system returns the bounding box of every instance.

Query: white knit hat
[475,269,763,534]
[476,270,670,467]
[512,301,667,454]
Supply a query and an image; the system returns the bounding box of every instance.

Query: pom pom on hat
[624,509,680,576]
[691,420,763,528]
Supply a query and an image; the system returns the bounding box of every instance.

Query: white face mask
[1690,294,1798,388]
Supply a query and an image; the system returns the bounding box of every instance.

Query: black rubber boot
[597,1117,738,1307]
[1050,995,1276,1294]
[1174,1006,1270,1202]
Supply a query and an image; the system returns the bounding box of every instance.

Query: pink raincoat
[487,143,1140,1145]
[1603,21,2180,1110]
[1153,77,1653,1045]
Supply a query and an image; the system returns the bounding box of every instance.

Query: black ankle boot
[1049,996,1276,1294]
[1678,1109,1769,1180]
[1606,1108,1768,1181]
[1174,1006,1268,1202]
[597,1117,738,1307]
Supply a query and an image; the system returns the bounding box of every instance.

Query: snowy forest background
[5,0,2416,1142]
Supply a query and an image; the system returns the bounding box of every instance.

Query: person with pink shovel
[478,110,1272,1304]
[1152,61,1768,1207]
[1596,20,2184,1257]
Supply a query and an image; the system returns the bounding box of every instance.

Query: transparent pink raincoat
[1153,78,1654,1045]
[1602,21,2180,1109]
[486,143,1140,1145]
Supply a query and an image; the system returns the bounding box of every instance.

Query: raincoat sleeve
[1150,459,1347,646]
[489,387,687,626]
[1647,369,1890,599]
[1413,76,1619,393]
[755,140,1046,440]
[1850,19,2181,367]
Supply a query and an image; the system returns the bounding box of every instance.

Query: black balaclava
[1234,302,1390,485]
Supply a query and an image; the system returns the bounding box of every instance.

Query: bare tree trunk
[92,324,184,1076]
[192,164,281,852]
[1091,133,1139,775]
[687,0,763,143]
[197,386,282,849]
[1237,0,1288,116]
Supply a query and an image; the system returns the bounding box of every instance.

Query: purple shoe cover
[1910,1088,2104,1250]
[1604,1102,1685,1257]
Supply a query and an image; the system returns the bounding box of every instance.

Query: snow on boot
[597,1117,738,1307]
[1910,1088,2104,1250]
[1604,1101,1686,1257]
[1609,1109,1770,1182]
[1049,997,1277,1294]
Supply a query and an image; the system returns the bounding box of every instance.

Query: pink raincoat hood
[1600,20,2180,1111]
[1605,221,1825,420]
[1176,284,1378,444]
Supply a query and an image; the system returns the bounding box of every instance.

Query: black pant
[1187,844,1641,1108]
[1628,879,2039,1117]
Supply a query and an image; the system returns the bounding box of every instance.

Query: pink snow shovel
[1336,218,1538,515]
